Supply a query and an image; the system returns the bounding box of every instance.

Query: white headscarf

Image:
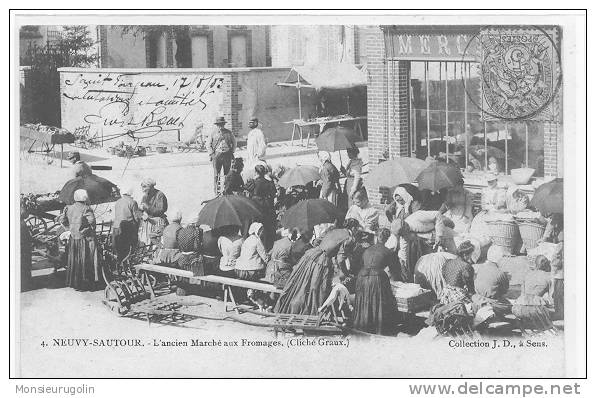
[393,186,413,210]
[121,184,135,197]
[393,187,414,215]
[319,151,331,162]
[248,222,263,236]
[73,189,89,203]
[141,177,156,187]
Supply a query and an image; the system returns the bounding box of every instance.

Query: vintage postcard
[10,11,586,379]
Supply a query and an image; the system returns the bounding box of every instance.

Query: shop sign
[385,33,480,61]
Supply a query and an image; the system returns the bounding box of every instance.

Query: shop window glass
[409,61,544,177]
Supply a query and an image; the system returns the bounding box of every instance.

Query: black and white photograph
[9,10,587,381]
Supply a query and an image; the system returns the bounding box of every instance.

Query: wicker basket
[517,220,546,251]
[487,220,519,253]
[390,285,434,313]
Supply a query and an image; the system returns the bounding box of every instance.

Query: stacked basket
[514,213,547,252]
[486,219,520,254]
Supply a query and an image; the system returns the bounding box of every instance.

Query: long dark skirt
[274,247,333,315]
[401,233,429,283]
[66,237,101,291]
[112,221,138,262]
[353,269,398,335]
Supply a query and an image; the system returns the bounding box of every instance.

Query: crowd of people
[49,117,565,337]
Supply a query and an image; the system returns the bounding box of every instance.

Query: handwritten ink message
[60,71,226,144]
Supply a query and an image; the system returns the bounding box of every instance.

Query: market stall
[20,124,75,167]
[277,63,367,148]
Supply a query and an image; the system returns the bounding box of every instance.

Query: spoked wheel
[102,282,131,316]
[26,215,47,238]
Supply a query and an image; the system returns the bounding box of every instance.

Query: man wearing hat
[67,151,92,178]
[246,117,267,167]
[206,116,236,194]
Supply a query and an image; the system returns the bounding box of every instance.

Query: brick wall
[365,26,387,205]
[543,121,559,177]
[387,61,411,159]
[366,27,413,205]
[230,73,242,134]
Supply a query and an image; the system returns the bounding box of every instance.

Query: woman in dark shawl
[274,219,360,315]
[353,228,401,335]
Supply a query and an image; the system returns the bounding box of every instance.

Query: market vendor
[346,190,381,233]
[154,209,183,265]
[59,189,101,291]
[385,186,421,225]
[541,213,564,244]
[472,246,511,317]
[353,228,400,335]
[440,182,474,235]
[138,177,169,246]
[481,173,506,211]
[112,185,141,263]
[318,151,341,207]
[174,213,205,296]
[275,219,359,316]
[340,147,364,208]
[505,185,530,213]
[440,241,476,305]
[67,151,92,178]
[223,158,245,195]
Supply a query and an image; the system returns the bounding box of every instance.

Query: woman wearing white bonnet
[385,186,414,225]
[138,177,168,245]
[154,208,183,265]
[235,222,270,281]
[58,189,101,291]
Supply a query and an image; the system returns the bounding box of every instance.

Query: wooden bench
[134,263,283,312]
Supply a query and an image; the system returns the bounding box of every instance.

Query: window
[409,61,545,176]
[191,35,209,68]
[230,34,247,67]
[289,27,305,65]
[319,26,339,63]
[147,33,168,68]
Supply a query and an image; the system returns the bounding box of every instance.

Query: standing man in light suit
[246,117,267,170]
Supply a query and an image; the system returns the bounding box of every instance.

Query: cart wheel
[26,215,47,236]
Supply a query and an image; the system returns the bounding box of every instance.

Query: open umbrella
[468,145,506,159]
[530,178,563,215]
[315,126,359,152]
[278,165,320,189]
[198,195,263,229]
[281,199,344,233]
[364,157,428,189]
[416,162,463,192]
[59,174,118,205]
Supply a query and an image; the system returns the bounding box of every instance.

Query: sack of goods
[406,210,440,233]
[527,242,563,263]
